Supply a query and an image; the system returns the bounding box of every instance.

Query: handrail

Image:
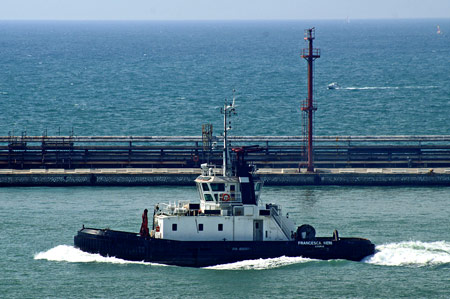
[1,135,450,143]
[270,207,292,240]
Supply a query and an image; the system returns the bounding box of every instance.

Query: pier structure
[1,135,449,186]
[1,135,450,169]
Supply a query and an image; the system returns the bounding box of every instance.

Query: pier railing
[2,135,450,143]
[1,135,449,169]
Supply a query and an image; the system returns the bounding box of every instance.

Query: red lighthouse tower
[301,28,320,172]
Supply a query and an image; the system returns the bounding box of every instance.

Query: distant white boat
[437,25,441,35]
[327,82,339,90]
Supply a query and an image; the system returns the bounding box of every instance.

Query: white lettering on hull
[298,241,333,246]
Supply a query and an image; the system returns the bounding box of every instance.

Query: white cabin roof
[195,175,240,184]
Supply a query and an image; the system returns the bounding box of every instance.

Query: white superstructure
[152,167,296,242]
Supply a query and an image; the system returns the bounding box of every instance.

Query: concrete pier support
[0,168,449,187]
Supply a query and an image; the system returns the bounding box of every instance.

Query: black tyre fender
[297,224,316,240]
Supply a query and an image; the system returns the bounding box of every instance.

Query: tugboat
[74,100,375,267]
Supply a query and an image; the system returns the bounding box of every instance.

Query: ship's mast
[301,28,320,172]
[221,90,236,176]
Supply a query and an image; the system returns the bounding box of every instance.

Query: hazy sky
[1,0,449,20]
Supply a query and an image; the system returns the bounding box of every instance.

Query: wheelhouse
[195,167,262,212]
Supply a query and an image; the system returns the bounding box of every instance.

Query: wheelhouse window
[218,224,223,231]
[210,183,225,192]
[204,194,214,201]
[199,224,204,231]
[202,183,210,191]
[172,223,177,231]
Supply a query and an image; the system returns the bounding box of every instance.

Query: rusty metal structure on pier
[1,135,450,170]
[301,28,320,172]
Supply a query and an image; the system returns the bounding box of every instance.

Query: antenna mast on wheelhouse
[221,90,236,176]
[301,28,320,172]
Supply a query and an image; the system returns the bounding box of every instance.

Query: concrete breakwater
[1,168,449,187]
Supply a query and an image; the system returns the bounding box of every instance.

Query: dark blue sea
[1,19,449,137]
[0,20,449,298]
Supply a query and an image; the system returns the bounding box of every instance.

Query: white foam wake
[364,241,450,267]
[340,86,437,91]
[34,245,165,266]
[37,241,450,269]
[35,246,312,269]
[344,86,399,90]
[205,256,315,270]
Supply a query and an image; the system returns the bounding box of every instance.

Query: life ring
[192,155,199,162]
[156,226,160,232]
[221,193,231,202]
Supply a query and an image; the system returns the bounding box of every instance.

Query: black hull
[74,228,375,267]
